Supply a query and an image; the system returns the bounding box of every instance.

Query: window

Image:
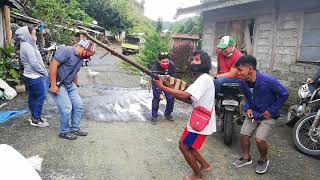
[299,12,320,63]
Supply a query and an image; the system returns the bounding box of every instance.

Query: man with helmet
[49,39,96,140]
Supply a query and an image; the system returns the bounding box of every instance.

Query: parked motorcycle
[217,83,245,145]
[40,43,57,66]
[287,79,320,156]
[286,80,320,126]
[292,109,320,156]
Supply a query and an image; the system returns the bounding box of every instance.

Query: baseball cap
[78,39,96,52]
[217,36,235,49]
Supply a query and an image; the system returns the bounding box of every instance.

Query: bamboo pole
[4,5,12,45]
[79,30,158,79]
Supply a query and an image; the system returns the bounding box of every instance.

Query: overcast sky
[138,0,201,21]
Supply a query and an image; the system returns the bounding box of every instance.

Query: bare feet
[200,165,212,173]
[182,175,203,180]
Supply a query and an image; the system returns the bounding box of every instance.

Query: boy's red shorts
[180,127,207,149]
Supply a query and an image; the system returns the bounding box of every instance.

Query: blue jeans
[50,83,83,134]
[214,77,240,97]
[24,76,47,119]
[151,84,175,118]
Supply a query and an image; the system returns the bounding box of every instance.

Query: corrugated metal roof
[175,0,264,17]
[172,34,200,40]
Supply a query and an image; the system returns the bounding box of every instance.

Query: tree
[26,0,92,44]
[79,0,133,34]
[170,16,201,35]
[156,17,163,33]
[137,32,170,68]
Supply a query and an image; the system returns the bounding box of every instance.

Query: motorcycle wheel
[292,112,320,156]
[224,110,234,145]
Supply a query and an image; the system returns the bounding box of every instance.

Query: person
[150,52,176,125]
[15,26,49,127]
[306,67,320,93]
[213,36,243,96]
[73,32,81,45]
[49,39,96,140]
[153,50,216,180]
[232,55,289,174]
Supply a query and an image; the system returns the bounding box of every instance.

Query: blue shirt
[240,70,289,120]
[54,46,83,85]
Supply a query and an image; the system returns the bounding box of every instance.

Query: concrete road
[0,47,319,180]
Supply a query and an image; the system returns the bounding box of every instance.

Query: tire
[224,110,234,145]
[292,112,320,156]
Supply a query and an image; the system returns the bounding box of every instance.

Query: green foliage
[127,0,155,35]
[26,0,92,44]
[0,44,20,81]
[79,0,133,34]
[137,32,170,68]
[121,31,170,74]
[170,16,201,35]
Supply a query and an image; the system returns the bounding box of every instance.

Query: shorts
[180,127,207,149]
[240,118,275,141]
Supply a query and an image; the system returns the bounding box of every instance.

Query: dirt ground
[0,47,319,180]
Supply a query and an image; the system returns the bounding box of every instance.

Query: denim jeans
[24,76,47,119]
[151,84,175,118]
[50,83,83,134]
[214,77,240,97]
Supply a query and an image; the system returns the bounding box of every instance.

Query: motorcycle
[292,109,320,156]
[287,79,320,156]
[286,79,320,127]
[217,83,245,145]
[40,43,57,66]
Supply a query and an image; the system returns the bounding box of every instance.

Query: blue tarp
[0,110,27,124]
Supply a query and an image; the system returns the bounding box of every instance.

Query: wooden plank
[4,5,11,44]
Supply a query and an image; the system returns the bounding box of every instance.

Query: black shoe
[165,114,174,121]
[59,132,77,140]
[71,130,88,136]
[150,117,157,125]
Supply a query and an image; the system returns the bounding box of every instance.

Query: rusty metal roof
[172,34,200,40]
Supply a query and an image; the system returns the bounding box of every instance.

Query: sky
[139,0,201,21]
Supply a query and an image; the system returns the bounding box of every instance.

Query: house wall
[202,0,320,102]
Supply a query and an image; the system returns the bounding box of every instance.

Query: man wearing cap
[150,51,176,125]
[49,39,96,140]
[213,36,243,96]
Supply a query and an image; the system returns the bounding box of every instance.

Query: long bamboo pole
[79,30,158,79]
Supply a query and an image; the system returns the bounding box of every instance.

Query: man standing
[49,40,96,140]
[150,52,176,125]
[213,36,243,95]
[153,50,215,180]
[233,55,289,174]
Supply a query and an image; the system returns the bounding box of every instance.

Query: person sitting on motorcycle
[306,67,320,93]
[232,55,289,174]
[150,52,176,125]
[213,36,243,97]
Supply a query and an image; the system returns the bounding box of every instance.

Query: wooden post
[4,5,11,45]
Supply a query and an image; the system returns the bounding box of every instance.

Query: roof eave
[175,0,264,17]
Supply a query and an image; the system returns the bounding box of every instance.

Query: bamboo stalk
[79,30,158,79]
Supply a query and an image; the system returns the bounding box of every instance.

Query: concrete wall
[202,0,320,102]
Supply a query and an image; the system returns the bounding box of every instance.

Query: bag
[189,106,212,131]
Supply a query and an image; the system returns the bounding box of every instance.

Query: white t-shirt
[185,73,216,135]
